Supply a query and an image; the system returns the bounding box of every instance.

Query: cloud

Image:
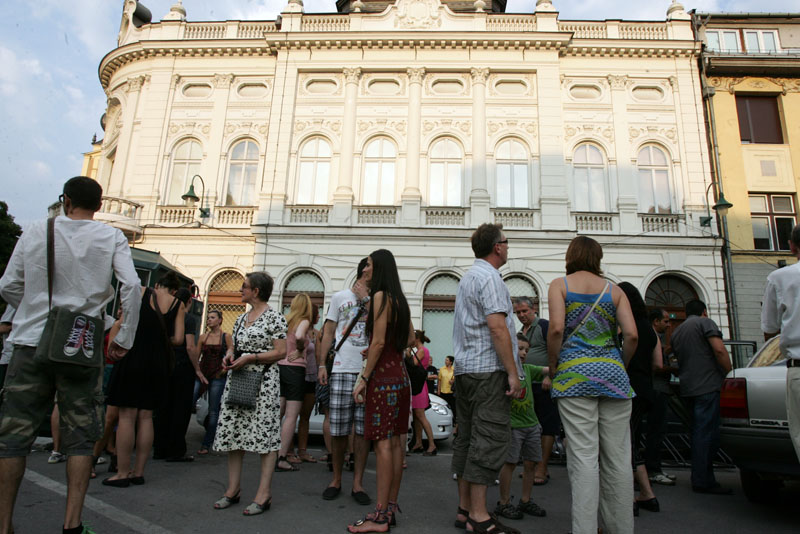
[0,46,44,97]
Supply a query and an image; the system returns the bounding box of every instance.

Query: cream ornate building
[92,0,727,362]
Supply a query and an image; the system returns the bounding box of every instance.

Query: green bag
[34,217,104,368]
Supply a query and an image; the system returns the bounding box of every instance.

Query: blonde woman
[275,293,314,472]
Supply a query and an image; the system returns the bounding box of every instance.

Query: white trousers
[788,367,800,462]
[558,396,633,534]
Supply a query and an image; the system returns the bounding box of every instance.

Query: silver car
[720,335,800,502]
[196,390,454,442]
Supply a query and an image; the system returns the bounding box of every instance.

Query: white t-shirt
[326,288,368,374]
[761,261,800,360]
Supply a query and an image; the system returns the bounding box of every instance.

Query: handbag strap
[562,281,610,349]
[334,302,366,353]
[46,217,55,310]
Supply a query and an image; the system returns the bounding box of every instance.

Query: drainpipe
[692,11,740,339]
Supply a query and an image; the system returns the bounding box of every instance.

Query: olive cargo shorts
[0,345,104,457]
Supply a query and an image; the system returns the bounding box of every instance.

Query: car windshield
[750,336,784,368]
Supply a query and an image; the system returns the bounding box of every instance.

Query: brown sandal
[454,506,469,529]
[466,515,521,534]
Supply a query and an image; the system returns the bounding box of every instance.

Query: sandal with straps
[275,455,299,472]
[466,515,521,534]
[454,506,470,529]
[347,507,389,533]
[387,502,401,527]
[214,490,241,509]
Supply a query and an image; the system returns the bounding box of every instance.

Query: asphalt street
[11,423,800,533]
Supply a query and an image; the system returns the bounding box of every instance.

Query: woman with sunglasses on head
[350,250,415,533]
[212,272,287,516]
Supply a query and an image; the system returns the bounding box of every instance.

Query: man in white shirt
[761,223,800,462]
[0,177,141,534]
[317,258,372,505]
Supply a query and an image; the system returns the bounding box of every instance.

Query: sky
[1,0,796,227]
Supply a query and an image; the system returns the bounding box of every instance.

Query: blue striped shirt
[452,259,521,376]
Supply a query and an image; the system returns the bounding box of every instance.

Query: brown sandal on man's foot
[466,515,521,534]
[454,506,469,529]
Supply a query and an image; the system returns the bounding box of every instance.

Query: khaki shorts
[0,345,104,457]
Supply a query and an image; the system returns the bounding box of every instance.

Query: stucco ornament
[395,0,443,30]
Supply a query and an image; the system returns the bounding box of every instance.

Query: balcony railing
[618,22,668,40]
[493,209,536,229]
[640,213,682,234]
[575,212,614,233]
[289,205,330,224]
[559,21,608,39]
[216,206,256,227]
[300,15,349,32]
[357,206,397,225]
[92,196,144,238]
[157,206,195,225]
[237,22,279,38]
[424,207,466,227]
[486,15,537,32]
[184,22,227,40]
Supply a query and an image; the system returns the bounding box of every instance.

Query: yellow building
[694,11,800,344]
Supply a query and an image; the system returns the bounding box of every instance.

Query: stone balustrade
[640,213,682,234]
[289,205,330,224]
[558,21,608,39]
[157,206,195,225]
[100,196,143,219]
[216,206,256,227]
[424,208,466,227]
[493,209,536,229]
[357,207,397,225]
[237,22,279,38]
[619,22,668,40]
[300,15,350,32]
[486,15,537,32]
[184,22,228,40]
[575,212,614,233]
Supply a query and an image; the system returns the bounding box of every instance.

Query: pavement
[10,424,800,533]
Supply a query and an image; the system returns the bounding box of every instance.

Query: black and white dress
[213,308,287,454]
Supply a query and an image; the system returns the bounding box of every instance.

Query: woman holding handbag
[547,236,638,534]
[350,249,414,533]
[212,272,287,516]
[408,330,437,455]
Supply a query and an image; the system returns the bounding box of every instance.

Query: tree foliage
[0,201,23,279]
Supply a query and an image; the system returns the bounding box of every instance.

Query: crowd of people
[1,177,799,534]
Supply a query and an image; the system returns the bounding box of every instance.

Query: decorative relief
[606,75,629,90]
[423,119,471,136]
[470,68,490,84]
[298,74,343,97]
[126,75,150,92]
[488,73,535,97]
[357,119,407,135]
[628,124,677,143]
[360,74,406,97]
[394,0,443,30]
[224,121,269,136]
[168,121,211,136]
[294,118,342,134]
[213,74,234,88]
[425,73,471,97]
[407,68,426,84]
[343,68,362,84]
[706,77,744,94]
[565,124,614,143]
[768,78,800,94]
[488,120,537,137]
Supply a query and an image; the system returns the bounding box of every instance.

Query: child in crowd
[494,333,549,520]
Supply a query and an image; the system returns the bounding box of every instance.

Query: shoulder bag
[34,217,104,370]
[561,281,610,349]
[325,303,366,375]
[226,317,265,408]
[404,348,428,396]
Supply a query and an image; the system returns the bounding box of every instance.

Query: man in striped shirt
[452,223,524,534]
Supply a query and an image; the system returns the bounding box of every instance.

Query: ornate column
[401,67,425,225]
[331,67,361,224]
[470,67,491,226]
[607,74,638,233]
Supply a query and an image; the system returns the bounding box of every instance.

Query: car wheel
[740,468,782,503]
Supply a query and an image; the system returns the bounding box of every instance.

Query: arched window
[281,270,325,330]
[167,139,202,205]
[206,270,246,335]
[645,274,700,348]
[226,140,259,206]
[504,275,540,331]
[422,274,460,367]
[362,138,396,205]
[429,138,463,207]
[572,144,607,212]
[496,139,529,208]
[297,138,331,204]
[638,146,672,214]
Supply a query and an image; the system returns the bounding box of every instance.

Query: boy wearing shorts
[495,333,548,520]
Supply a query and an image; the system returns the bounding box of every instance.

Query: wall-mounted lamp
[700,182,733,227]
[181,174,210,219]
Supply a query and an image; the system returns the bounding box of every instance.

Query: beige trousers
[558,396,634,534]
[788,367,800,462]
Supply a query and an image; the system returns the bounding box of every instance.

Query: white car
[196,390,454,442]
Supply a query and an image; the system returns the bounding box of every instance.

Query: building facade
[92,0,726,364]
[694,11,800,346]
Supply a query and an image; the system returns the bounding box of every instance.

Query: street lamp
[700,183,733,227]
[181,174,210,219]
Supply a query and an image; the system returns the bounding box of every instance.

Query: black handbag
[225,317,265,408]
[34,217,104,369]
[405,349,428,396]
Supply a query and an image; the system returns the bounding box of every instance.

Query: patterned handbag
[225,317,263,408]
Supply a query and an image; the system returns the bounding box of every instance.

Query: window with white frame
[495,139,529,208]
[225,140,259,206]
[750,193,796,251]
[744,30,779,53]
[429,138,463,207]
[296,137,331,204]
[637,146,672,214]
[362,138,396,205]
[705,29,741,52]
[572,144,607,212]
[166,139,202,205]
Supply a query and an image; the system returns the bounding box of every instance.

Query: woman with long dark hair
[349,250,414,533]
[618,282,663,516]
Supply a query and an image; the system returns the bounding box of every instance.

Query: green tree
[0,201,23,279]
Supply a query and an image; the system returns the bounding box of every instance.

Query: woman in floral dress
[350,250,414,533]
[212,272,287,516]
